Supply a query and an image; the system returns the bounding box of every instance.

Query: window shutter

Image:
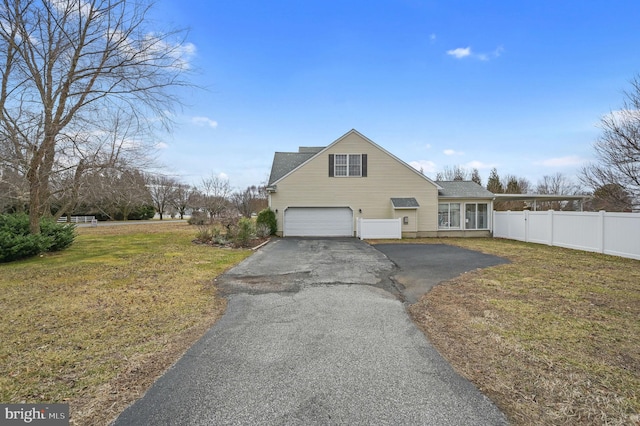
[362,154,367,177]
[328,154,334,177]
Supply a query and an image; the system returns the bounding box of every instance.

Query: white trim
[333,153,362,177]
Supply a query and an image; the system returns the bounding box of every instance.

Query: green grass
[0,222,251,425]
[399,238,640,425]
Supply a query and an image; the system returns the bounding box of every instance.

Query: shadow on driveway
[374,244,509,304]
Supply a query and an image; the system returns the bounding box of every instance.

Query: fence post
[548,210,554,246]
[524,210,529,243]
[598,210,606,254]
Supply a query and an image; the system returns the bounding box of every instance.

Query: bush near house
[0,213,76,263]
[256,208,277,235]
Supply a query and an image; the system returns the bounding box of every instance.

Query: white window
[334,154,362,177]
[465,203,489,229]
[438,203,461,229]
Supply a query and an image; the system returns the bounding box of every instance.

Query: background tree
[148,175,178,220]
[0,0,191,234]
[200,175,232,218]
[232,185,268,218]
[590,183,633,212]
[83,168,152,220]
[471,168,482,186]
[172,183,197,220]
[581,76,640,211]
[436,165,470,181]
[486,168,504,194]
[497,174,532,211]
[535,173,582,210]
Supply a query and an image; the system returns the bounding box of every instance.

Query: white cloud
[444,149,464,156]
[446,47,471,59]
[465,160,495,169]
[429,33,437,44]
[218,172,229,180]
[535,156,586,167]
[191,116,218,128]
[409,160,437,173]
[601,109,640,125]
[155,142,169,150]
[447,45,504,61]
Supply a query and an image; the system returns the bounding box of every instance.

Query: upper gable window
[334,154,361,177]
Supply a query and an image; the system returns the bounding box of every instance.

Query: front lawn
[0,222,251,425]
[403,238,639,425]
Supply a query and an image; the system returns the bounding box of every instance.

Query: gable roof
[268,152,317,185]
[436,181,495,199]
[268,129,441,189]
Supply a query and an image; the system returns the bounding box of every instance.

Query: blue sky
[149,0,640,191]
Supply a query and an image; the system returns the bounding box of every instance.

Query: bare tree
[581,76,640,211]
[590,183,633,212]
[0,0,191,234]
[148,175,178,220]
[83,167,151,220]
[200,175,232,218]
[536,173,582,210]
[172,183,196,220]
[436,165,470,181]
[232,185,268,218]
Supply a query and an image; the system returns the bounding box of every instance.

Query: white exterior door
[284,207,353,237]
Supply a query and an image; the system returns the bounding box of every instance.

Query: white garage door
[284,207,353,237]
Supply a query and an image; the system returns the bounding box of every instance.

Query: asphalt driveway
[113,238,508,425]
[375,243,510,303]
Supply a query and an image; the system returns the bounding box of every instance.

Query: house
[266,129,494,238]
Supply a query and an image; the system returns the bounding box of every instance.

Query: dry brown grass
[398,238,640,425]
[0,222,251,425]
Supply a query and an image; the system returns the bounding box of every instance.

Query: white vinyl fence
[357,218,402,239]
[493,210,640,260]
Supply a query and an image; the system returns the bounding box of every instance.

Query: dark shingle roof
[268,152,317,185]
[436,181,495,198]
[391,197,420,208]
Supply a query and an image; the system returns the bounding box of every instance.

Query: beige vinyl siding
[270,132,438,236]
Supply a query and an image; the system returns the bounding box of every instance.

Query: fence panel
[604,213,640,259]
[357,218,402,239]
[493,210,640,260]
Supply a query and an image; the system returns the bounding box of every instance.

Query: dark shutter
[328,154,334,177]
[362,154,367,177]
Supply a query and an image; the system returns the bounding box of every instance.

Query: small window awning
[391,198,420,209]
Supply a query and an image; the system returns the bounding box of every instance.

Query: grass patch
[0,222,251,425]
[394,238,640,425]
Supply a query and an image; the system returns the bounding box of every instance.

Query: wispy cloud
[447,45,504,61]
[444,149,464,156]
[155,142,169,150]
[409,160,437,174]
[535,156,586,167]
[191,116,218,128]
[429,33,437,44]
[446,47,471,59]
[465,160,495,169]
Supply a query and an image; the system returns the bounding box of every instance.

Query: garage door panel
[284,208,353,237]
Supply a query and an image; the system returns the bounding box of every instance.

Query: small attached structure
[436,181,495,237]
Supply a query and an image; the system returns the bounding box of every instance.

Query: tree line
[435,164,634,212]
